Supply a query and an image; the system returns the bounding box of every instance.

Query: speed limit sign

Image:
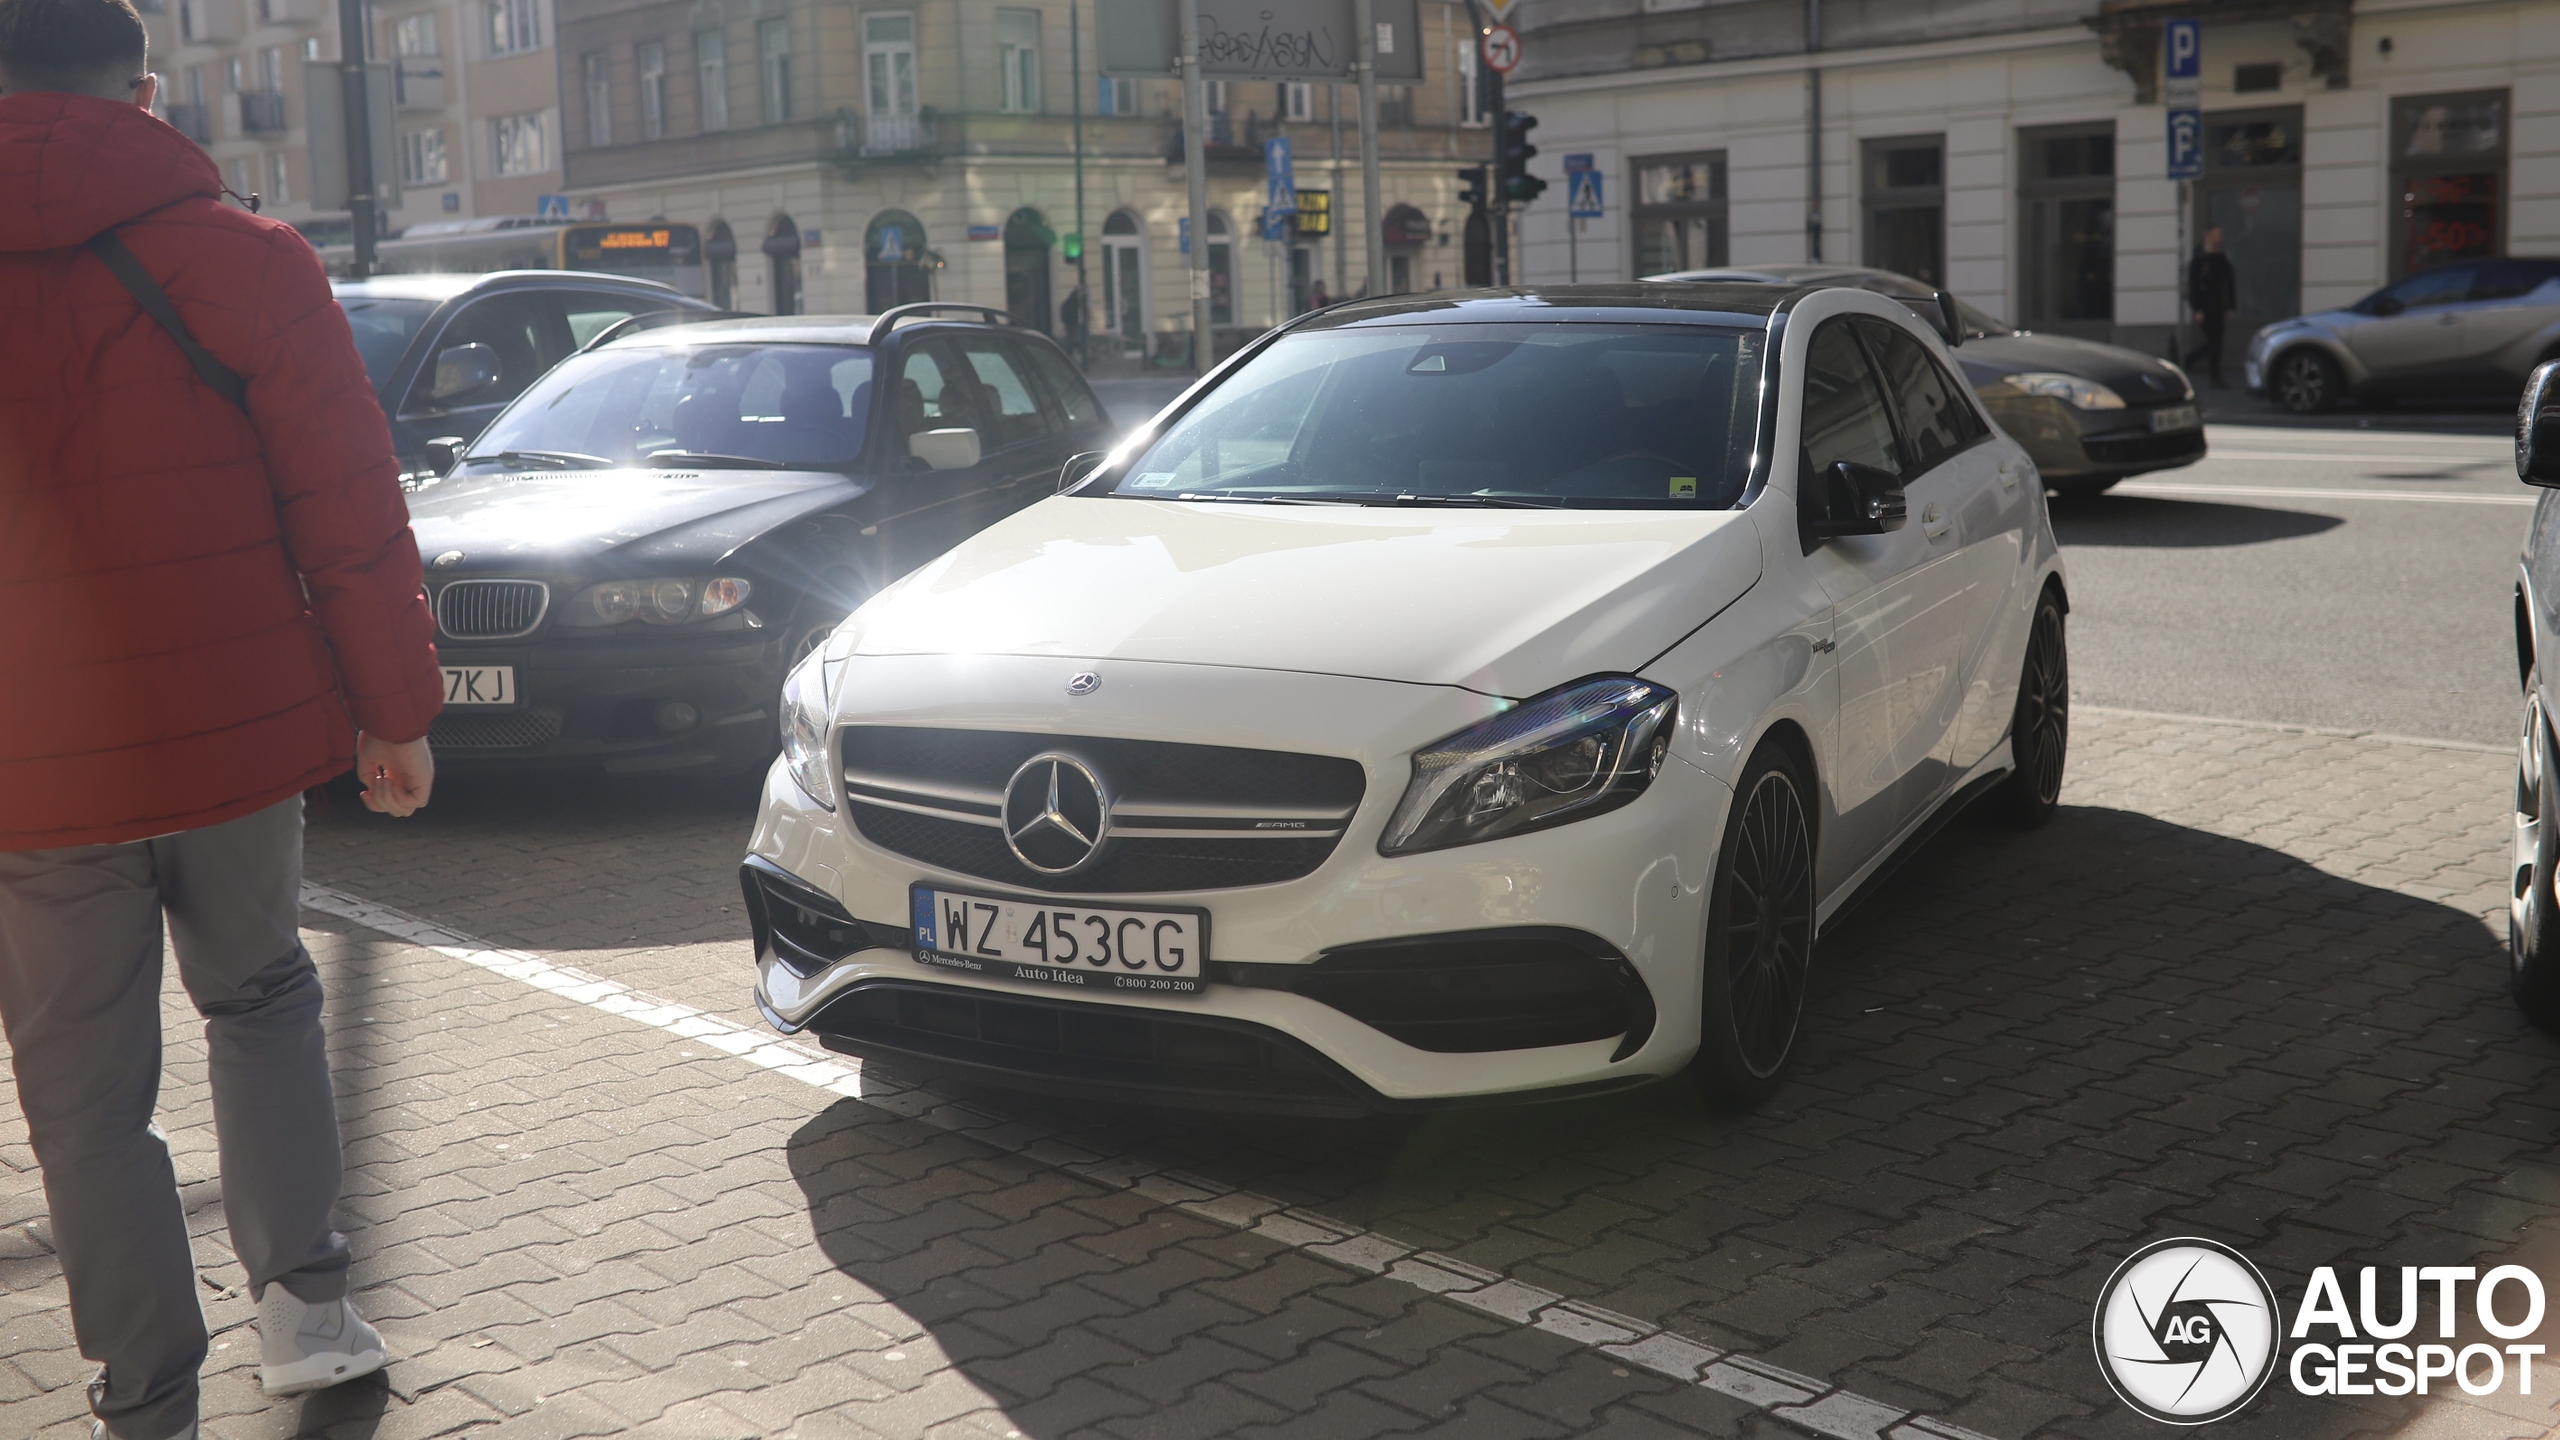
[1481,23,1521,73]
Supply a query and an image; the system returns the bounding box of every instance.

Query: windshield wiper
[1375,493,1563,510]
[477,449,615,470]
[646,451,793,470]
[1167,491,1344,505]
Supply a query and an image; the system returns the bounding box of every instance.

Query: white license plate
[2150,404,2200,432]
[440,665,516,706]
[911,886,1206,996]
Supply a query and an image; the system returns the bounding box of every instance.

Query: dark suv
[333,271,719,475]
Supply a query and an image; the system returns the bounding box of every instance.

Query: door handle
[1921,501,1952,538]
[1997,461,2023,491]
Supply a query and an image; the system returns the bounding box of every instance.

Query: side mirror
[431,342,502,402]
[1804,460,1908,541]
[1058,450,1108,493]
[422,436,467,476]
[909,427,983,472]
[2521,361,2560,487]
[2369,294,2406,317]
[1935,290,1964,347]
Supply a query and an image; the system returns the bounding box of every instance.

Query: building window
[224,56,243,92]
[2018,122,2114,330]
[998,8,1039,114]
[1100,208,1146,341]
[1096,75,1133,115]
[758,18,790,123]
[2391,90,2507,276]
[401,125,447,184]
[492,110,546,174]
[638,42,665,139]
[1282,81,1310,122]
[1632,152,1726,276]
[1454,40,1488,127]
[583,52,611,146]
[865,13,916,128]
[228,157,252,195]
[302,35,320,59]
[394,12,437,56]
[1378,85,1411,127]
[2196,105,2302,334]
[2234,61,2281,93]
[486,0,539,56]
[696,28,728,131]
[1206,209,1233,325]
[1204,80,1227,115]
[257,45,281,90]
[266,150,290,205]
[1861,134,1944,286]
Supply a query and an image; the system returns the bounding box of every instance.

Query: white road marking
[2112,481,2534,507]
[300,882,2000,1440]
[2197,450,2504,466]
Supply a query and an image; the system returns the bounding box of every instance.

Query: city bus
[318,217,705,297]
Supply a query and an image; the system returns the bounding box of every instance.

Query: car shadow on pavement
[781,797,2559,1440]
[2049,495,2343,548]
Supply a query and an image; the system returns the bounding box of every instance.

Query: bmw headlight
[2006,372,2126,411]
[1380,677,1677,856]
[778,649,837,811]
[558,576,753,626]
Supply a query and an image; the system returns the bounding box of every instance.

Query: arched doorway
[1383,203,1431,294]
[1100,209,1147,344]
[1003,207,1054,335]
[704,219,737,308]
[764,214,802,315]
[865,210,932,311]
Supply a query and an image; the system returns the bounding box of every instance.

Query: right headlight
[1380,676,1677,856]
[778,649,837,811]
[557,576,753,627]
[2006,372,2126,411]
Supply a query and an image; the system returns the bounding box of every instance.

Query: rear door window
[953,336,1048,450]
[1020,340,1108,430]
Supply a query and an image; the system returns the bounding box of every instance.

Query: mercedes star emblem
[431,550,465,570]
[1002,752,1111,875]
[1066,671,1102,696]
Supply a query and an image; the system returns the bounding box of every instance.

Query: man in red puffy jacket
[0,0,444,1433]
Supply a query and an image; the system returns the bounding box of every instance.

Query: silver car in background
[2247,258,2560,413]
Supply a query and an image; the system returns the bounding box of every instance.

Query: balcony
[230,89,287,134]
[396,65,446,111]
[163,101,212,145]
[857,108,935,157]
[254,0,325,24]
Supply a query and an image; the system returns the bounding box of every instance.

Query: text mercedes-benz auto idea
[741,284,2070,1113]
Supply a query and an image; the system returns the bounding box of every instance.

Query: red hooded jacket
[0,95,442,850]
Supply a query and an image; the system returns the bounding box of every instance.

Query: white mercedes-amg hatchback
[741,283,2069,1114]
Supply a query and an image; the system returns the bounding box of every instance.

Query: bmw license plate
[440,665,515,706]
[2149,404,2200,433]
[911,885,1206,995]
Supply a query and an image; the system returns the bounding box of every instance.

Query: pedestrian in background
[1309,278,1331,310]
[1059,284,1088,366]
[2185,225,2238,387]
[0,0,444,1434]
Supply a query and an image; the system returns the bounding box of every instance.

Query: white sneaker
[256,1286,387,1395]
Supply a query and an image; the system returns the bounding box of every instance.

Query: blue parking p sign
[2167,108,2202,179]
[2163,18,2202,180]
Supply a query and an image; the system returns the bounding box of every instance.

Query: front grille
[434,579,549,639]
[2083,429,2207,466]
[429,704,562,750]
[841,727,1365,894]
[810,981,1367,1114]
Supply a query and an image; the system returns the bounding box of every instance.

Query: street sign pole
[1353,0,1383,298]
[337,0,376,276]
[1564,152,1598,283]
[1071,0,1089,361]
[1178,0,1212,374]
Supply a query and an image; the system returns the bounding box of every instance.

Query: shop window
[2018,123,2114,330]
[1632,152,1725,277]
[2391,90,2507,275]
[1861,135,1943,287]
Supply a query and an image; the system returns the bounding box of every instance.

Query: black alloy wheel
[2271,347,2341,414]
[1689,743,1817,1110]
[2511,672,2560,1028]
[1994,591,2069,827]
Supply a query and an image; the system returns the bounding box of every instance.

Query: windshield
[465,343,875,470]
[336,297,436,388]
[1108,323,1764,509]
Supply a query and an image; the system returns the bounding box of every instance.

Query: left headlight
[778,649,837,811]
[1380,676,1677,856]
[2006,372,2126,411]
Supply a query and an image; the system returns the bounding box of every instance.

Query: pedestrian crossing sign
[1567,170,1603,219]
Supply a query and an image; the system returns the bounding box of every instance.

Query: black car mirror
[1058,451,1108,493]
[2521,361,2560,487]
[1935,290,1964,348]
[909,427,982,472]
[431,342,502,402]
[422,435,467,476]
[1806,460,1908,541]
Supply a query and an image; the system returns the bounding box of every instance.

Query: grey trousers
[0,796,350,1440]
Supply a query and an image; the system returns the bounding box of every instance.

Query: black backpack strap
[86,229,251,414]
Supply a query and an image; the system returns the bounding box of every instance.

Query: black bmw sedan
[410,307,1114,774]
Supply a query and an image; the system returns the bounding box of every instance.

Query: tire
[2511,674,2560,1028]
[1689,742,1818,1110]
[1991,590,2069,827]
[2269,347,2342,414]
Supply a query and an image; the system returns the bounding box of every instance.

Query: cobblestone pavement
[5,709,2556,1440]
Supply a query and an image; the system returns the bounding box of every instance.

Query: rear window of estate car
[1108,323,1766,509]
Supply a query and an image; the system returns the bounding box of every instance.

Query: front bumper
[1981,393,2204,480]
[430,627,784,773]
[742,654,1730,1109]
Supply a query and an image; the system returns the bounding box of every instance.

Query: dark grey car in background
[2248,258,2560,414]
[1649,263,2204,497]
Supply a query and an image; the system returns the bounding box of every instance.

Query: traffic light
[1455,165,1487,211]
[1500,111,1547,205]
[1061,231,1083,261]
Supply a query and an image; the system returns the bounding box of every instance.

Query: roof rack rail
[865,303,1015,345]
[579,307,759,352]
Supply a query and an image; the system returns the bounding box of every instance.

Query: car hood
[407,468,864,570]
[1961,332,2194,402]
[839,497,1764,694]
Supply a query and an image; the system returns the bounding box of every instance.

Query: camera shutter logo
[2094,1238,2282,1424]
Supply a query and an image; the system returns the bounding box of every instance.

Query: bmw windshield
[1107,323,1765,509]
[464,343,876,471]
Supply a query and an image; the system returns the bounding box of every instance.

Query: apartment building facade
[140,0,563,239]
[1509,0,2558,360]
[556,0,1505,352]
